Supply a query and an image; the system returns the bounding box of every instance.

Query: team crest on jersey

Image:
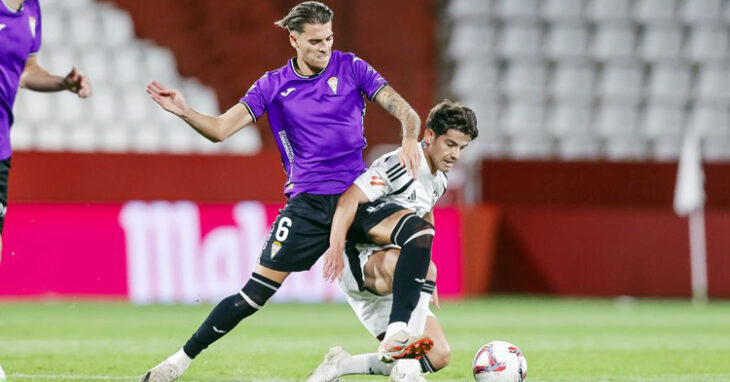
[327,77,338,94]
[28,17,36,38]
[271,241,282,258]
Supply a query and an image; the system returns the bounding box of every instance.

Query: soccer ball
[472,341,527,382]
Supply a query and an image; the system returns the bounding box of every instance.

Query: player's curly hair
[426,100,479,140]
[275,1,334,33]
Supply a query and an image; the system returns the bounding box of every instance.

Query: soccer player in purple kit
[141,2,423,381]
[0,0,92,262]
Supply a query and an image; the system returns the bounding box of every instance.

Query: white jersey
[353,145,447,217]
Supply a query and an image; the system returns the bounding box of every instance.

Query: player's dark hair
[425,99,479,140]
[275,1,334,33]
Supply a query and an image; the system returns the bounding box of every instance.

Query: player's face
[290,22,334,74]
[424,128,472,173]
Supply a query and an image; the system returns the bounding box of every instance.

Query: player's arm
[19,55,92,98]
[146,80,252,142]
[322,184,371,282]
[374,85,421,179]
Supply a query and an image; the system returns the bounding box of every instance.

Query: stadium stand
[447,0,730,161]
[10,0,262,154]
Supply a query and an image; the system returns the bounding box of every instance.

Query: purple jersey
[240,50,387,198]
[0,0,42,160]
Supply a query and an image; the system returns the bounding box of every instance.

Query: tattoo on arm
[375,86,421,139]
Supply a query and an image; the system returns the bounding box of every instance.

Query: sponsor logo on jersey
[28,17,36,38]
[370,175,386,187]
[327,77,338,95]
[271,241,282,258]
[280,87,296,97]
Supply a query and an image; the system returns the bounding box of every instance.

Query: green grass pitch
[0,297,729,381]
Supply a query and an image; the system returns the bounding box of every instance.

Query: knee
[391,215,435,249]
[427,341,451,371]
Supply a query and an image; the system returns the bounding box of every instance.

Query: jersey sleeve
[353,154,412,202]
[29,0,42,54]
[238,73,273,121]
[351,56,388,101]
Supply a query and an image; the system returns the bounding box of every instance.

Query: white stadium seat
[99,5,136,47]
[508,137,553,159]
[652,137,682,161]
[558,136,601,160]
[547,103,594,137]
[35,122,67,152]
[688,26,728,62]
[502,101,546,137]
[639,26,684,62]
[451,61,500,99]
[696,65,730,103]
[592,23,637,61]
[498,23,542,59]
[545,24,589,60]
[691,106,730,139]
[704,139,730,161]
[9,121,35,151]
[586,0,632,22]
[604,137,649,160]
[68,122,98,152]
[641,104,686,139]
[99,123,131,153]
[647,64,691,104]
[596,104,640,138]
[680,0,724,24]
[542,0,585,22]
[502,62,547,100]
[68,8,100,48]
[448,24,495,59]
[599,63,644,103]
[446,0,493,21]
[550,63,595,101]
[495,0,539,20]
[55,92,86,123]
[634,0,679,24]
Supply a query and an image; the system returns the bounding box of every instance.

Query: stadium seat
[542,0,585,22]
[696,65,730,103]
[690,105,730,139]
[9,121,34,151]
[89,88,119,123]
[604,136,649,160]
[688,26,728,62]
[221,126,263,154]
[550,62,595,101]
[704,138,730,161]
[652,137,682,160]
[599,63,644,103]
[164,127,197,154]
[121,87,153,123]
[641,104,686,139]
[680,0,724,24]
[55,92,86,123]
[508,137,553,159]
[99,4,136,47]
[544,24,589,60]
[498,23,542,59]
[557,136,601,160]
[502,101,546,137]
[495,0,540,20]
[99,123,131,153]
[446,0,493,21]
[502,62,547,100]
[592,23,637,61]
[452,61,499,99]
[586,0,632,22]
[182,80,221,117]
[130,123,164,153]
[68,122,98,152]
[647,64,692,104]
[448,23,495,59]
[112,46,146,85]
[633,0,679,24]
[79,50,111,84]
[144,45,179,87]
[639,26,684,62]
[35,122,67,152]
[18,90,53,123]
[68,8,100,48]
[40,11,65,48]
[42,48,77,79]
[596,103,640,138]
[547,103,594,137]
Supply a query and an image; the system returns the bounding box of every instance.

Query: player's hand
[63,67,92,98]
[322,245,345,283]
[399,137,420,180]
[146,80,190,117]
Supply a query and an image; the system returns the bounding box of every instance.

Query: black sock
[419,355,437,373]
[389,214,434,324]
[182,273,280,358]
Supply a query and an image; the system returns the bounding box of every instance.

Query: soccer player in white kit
[312,100,478,381]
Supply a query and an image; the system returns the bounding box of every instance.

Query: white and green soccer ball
[472,341,527,382]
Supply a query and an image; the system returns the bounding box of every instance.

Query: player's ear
[424,129,435,145]
[289,33,299,50]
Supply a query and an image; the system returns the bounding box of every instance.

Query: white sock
[167,348,192,372]
[392,359,422,376]
[337,353,394,376]
[384,321,408,340]
[406,292,431,335]
[0,362,6,380]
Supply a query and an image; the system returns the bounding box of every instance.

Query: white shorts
[338,244,434,339]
